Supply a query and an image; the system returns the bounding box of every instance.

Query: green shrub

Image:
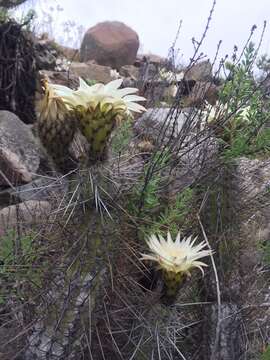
[0,230,43,304]
[144,187,194,238]
[111,118,133,154]
[218,42,270,160]
[259,240,270,266]
[261,346,270,360]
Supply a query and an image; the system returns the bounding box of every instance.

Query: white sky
[17,0,270,63]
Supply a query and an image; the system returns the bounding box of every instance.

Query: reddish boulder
[80,21,139,69]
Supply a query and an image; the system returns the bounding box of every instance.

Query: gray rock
[0,111,43,186]
[119,64,139,80]
[232,158,270,272]
[34,39,58,71]
[202,157,270,358]
[0,200,51,236]
[166,135,218,198]
[0,176,69,206]
[37,69,79,90]
[134,107,219,197]
[134,107,191,143]
[203,303,244,360]
[184,60,212,82]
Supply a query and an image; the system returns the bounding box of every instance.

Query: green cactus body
[162,270,184,297]
[79,105,117,161]
[37,92,76,162]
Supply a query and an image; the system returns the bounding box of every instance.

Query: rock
[55,57,71,72]
[37,70,79,89]
[140,80,171,102]
[163,84,178,99]
[0,200,51,235]
[232,158,270,271]
[134,107,219,197]
[57,44,80,62]
[0,111,42,186]
[119,65,139,80]
[34,38,59,71]
[139,62,158,81]
[183,81,219,107]
[0,176,68,206]
[70,61,112,83]
[80,21,139,69]
[203,303,244,360]
[135,53,166,67]
[185,60,212,82]
[134,108,188,143]
[201,157,270,358]
[166,135,218,198]
[0,21,37,125]
[122,77,137,88]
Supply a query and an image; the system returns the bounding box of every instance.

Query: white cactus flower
[141,231,213,276]
[52,78,146,116]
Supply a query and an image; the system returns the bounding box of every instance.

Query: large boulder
[80,21,139,69]
[0,111,42,186]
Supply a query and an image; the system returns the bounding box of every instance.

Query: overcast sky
[17,0,270,63]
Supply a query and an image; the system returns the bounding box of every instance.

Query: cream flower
[52,78,146,116]
[141,232,212,276]
[36,79,71,120]
[159,69,184,82]
[201,101,251,128]
[201,101,228,126]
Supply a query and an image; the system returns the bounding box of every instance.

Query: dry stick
[186,0,216,72]
[197,213,221,359]
[137,0,217,212]
[0,169,16,190]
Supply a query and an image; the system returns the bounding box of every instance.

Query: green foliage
[111,118,133,154]
[259,240,270,266]
[0,230,14,263]
[0,230,43,304]
[0,7,9,22]
[21,8,37,31]
[261,346,270,360]
[218,42,270,160]
[127,149,194,239]
[129,150,170,216]
[0,6,37,32]
[0,229,33,271]
[144,187,194,238]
